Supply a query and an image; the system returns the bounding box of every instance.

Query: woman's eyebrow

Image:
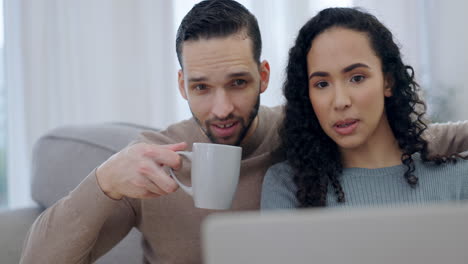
[342,63,370,73]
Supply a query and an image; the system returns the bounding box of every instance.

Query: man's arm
[20,171,135,264]
[20,139,187,263]
[425,121,468,155]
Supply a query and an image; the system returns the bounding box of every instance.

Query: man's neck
[240,116,259,145]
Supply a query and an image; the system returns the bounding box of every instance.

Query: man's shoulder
[260,105,284,120]
[258,105,284,136]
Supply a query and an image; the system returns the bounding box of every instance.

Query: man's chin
[211,136,240,146]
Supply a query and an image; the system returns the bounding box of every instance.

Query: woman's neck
[341,117,403,169]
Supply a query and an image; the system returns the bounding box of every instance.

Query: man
[20,0,468,263]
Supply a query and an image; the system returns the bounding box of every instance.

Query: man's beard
[192,95,260,146]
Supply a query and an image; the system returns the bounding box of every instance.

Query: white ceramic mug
[170,143,242,210]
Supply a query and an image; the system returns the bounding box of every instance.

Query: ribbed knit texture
[261,155,468,210]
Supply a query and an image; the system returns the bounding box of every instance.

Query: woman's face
[307,27,393,151]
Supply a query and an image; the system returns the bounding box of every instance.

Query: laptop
[202,202,468,264]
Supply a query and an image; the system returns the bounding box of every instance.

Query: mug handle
[169,151,193,196]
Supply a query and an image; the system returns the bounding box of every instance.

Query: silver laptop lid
[202,203,468,264]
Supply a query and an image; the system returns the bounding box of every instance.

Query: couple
[21,1,468,263]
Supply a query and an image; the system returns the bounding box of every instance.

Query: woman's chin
[334,137,364,151]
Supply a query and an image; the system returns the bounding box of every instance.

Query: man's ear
[178,70,188,100]
[384,73,393,97]
[259,60,270,94]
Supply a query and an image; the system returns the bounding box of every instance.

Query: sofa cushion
[0,207,42,264]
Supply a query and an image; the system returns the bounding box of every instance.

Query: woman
[261,7,468,209]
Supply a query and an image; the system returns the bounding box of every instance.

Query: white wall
[6,0,468,207]
[355,0,468,122]
[425,0,468,121]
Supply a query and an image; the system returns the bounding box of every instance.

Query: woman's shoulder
[264,161,296,186]
[261,161,299,209]
[268,160,293,173]
[414,152,468,177]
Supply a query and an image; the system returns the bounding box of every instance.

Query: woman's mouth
[333,119,359,135]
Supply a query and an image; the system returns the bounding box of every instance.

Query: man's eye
[351,75,365,83]
[194,84,207,91]
[232,79,247,87]
[315,81,329,89]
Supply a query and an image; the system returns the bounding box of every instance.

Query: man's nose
[212,89,234,119]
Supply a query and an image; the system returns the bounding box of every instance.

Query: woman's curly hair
[281,7,463,207]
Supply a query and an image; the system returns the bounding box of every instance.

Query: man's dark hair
[175,0,262,68]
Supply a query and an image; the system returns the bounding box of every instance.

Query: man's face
[178,33,270,145]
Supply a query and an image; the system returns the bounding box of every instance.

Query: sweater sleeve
[425,121,468,155]
[20,170,136,264]
[459,151,468,201]
[261,162,298,210]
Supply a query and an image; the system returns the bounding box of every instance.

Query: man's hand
[96,142,187,200]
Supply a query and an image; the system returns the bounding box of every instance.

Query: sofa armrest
[0,207,43,264]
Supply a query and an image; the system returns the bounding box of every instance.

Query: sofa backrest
[29,122,158,263]
[30,122,155,209]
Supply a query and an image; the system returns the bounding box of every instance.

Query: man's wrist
[96,166,123,200]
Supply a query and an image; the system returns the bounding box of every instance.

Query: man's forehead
[185,70,254,82]
[181,33,255,63]
[181,34,259,81]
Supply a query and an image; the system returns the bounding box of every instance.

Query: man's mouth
[214,123,235,129]
[210,121,240,139]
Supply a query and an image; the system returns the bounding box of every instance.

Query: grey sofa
[0,122,157,264]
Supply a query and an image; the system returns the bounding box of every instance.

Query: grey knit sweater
[261,154,468,209]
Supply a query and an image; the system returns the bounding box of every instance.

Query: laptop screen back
[202,203,468,264]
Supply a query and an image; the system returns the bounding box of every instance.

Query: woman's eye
[315,81,329,89]
[351,75,365,83]
[232,79,247,87]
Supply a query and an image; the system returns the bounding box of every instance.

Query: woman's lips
[333,119,359,135]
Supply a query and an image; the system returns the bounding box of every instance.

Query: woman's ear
[384,74,394,97]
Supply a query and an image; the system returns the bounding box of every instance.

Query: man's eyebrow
[188,76,208,83]
[187,72,252,83]
[227,71,252,78]
[342,63,370,73]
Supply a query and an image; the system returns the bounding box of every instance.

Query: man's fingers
[159,142,188,152]
[147,165,179,193]
[136,171,171,196]
[137,161,179,194]
[143,144,186,170]
[145,181,169,196]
